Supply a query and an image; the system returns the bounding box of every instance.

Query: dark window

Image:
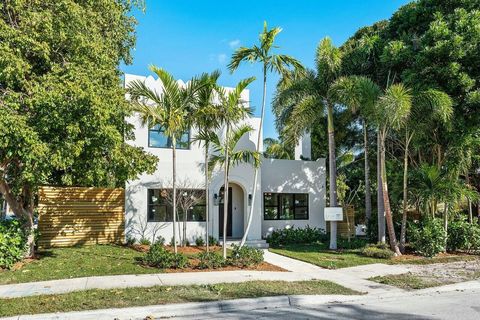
[148,124,190,149]
[263,193,309,220]
[147,189,206,222]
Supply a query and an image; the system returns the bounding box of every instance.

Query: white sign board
[324,207,343,221]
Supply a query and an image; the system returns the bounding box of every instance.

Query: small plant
[142,243,188,269]
[409,218,446,257]
[229,244,264,267]
[169,237,176,247]
[208,236,218,246]
[185,239,191,247]
[266,225,327,247]
[139,238,151,246]
[447,220,480,253]
[0,219,28,269]
[361,243,394,259]
[154,235,166,246]
[197,251,225,269]
[125,236,136,246]
[195,236,205,247]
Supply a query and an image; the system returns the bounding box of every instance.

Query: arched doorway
[218,183,245,239]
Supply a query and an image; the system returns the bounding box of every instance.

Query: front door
[219,187,232,237]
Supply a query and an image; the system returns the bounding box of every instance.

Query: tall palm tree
[128,66,202,254]
[209,125,260,258]
[215,78,255,258]
[192,70,222,252]
[263,137,293,159]
[273,38,343,249]
[228,21,303,248]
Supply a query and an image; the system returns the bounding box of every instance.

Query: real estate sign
[324,207,343,221]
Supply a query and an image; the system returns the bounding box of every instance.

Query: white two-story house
[124,74,327,247]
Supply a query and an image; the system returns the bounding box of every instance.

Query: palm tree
[228,21,303,248]
[128,66,202,254]
[273,38,342,249]
[209,125,260,258]
[263,137,293,159]
[192,70,222,252]
[215,78,255,258]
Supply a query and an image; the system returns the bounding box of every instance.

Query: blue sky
[122,0,411,139]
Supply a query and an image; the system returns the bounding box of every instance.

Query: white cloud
[217,53,227,64]
[228,39,241,49]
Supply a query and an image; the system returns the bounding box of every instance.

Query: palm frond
[377,83,412,129]
[228,46,262,72]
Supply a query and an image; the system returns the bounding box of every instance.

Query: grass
[269,243,478,269]
[0,245,157,285]
[0,280,360,317]
[370,273,447,290]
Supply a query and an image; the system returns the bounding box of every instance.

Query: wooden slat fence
[37,186,125,248]
[326,205,355,238]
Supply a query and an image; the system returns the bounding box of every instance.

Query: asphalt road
[176,287,480,320]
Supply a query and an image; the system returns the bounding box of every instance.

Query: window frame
[147,189,206,222]
[148,124,190,150]
[263,192,309,221]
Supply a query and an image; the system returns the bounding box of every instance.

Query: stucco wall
[261,158,326,237]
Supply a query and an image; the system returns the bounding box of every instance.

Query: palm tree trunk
[363,120,372,224]
[377,132,386,243]
[327,103,338,250]
[183,204,187,246]
[172,139,178,254]
[443,203,448,252]
[380,129,401,256]
[205,142,210,252]
[466,174,473,223]
[240,65,267,247]
[400,132,412,253]
[222,125,230,259]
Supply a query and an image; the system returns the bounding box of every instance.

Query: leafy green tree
[128,67,203,254]
[0,0,156,256]
[263,138,293,160]
[215,78,255,258]
[228,22,303,248]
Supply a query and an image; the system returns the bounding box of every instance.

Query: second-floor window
[148,124,190,149]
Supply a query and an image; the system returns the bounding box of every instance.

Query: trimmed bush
[447,220,480,253]
[142,243,188,269]
[409,218,446,257]
[197,251,225,269]
[361,244,394,259]
[0,219,28,269]
[266,226,327,247]
[195,236,205,247]
[337,237,368,250]
[229,244,264,267]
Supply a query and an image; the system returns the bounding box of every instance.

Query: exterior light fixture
[213,193,219,206]
[248,194,252,206]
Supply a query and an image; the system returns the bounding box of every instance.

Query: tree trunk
[240,65,267,248]
[327,103,338,250]
[466,174,473,223]
[363,120,372,225]
[205,142,210,252]
[380,129,401,256]
[183,202,187,246]
[377,132,386,243]
[399,132,412,253]
[443,203,448,252]
[172,140,178,254]
[222,125,230,259]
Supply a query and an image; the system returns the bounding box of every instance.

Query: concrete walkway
[0,250,409,299]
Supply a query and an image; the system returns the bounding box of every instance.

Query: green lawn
[369,273,446,290]
[0,245,157,285]
[269,243,478,269]
[0,280,360,317]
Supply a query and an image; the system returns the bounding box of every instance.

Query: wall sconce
[248,194,252,206]
[213,193,219,206]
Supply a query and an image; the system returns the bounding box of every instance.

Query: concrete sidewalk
[0,251,409,299]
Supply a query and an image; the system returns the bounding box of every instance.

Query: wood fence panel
[38,186,125,248]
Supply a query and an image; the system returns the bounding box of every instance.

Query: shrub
[0,219,28,269]
[197,251,225,269]
[266,226,327,247]
[195,236,205,247]
[337,237,368,250]
[229,244,264,267]
[208,236,218,246]
[154,236,165,246]
[361,244,394,259]
[409,218,446,257]
[139,238,151,246]
[125,236,136,246]
[447,220,480,253]
[142,243,188,269]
